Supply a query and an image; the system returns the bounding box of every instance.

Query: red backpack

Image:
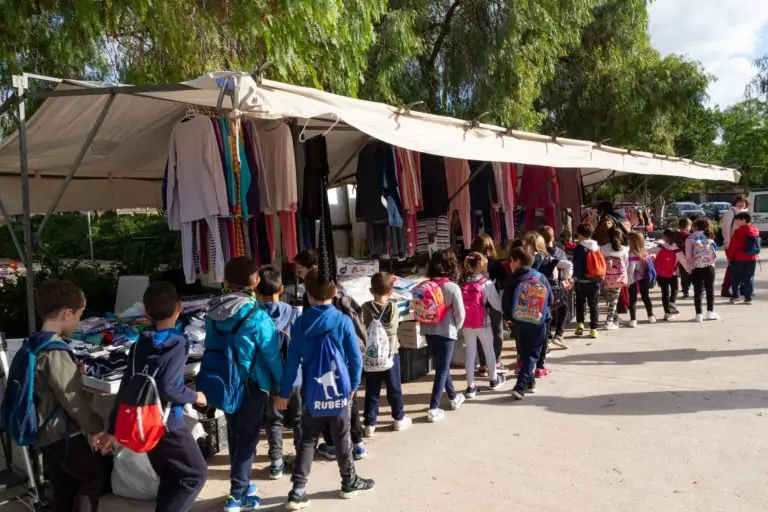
[654,247,680,278]
[113,349,169,453]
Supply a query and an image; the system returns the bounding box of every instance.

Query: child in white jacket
[460,252,505,398]
[600,226,629,330]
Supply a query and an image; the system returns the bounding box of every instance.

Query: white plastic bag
[111,446,160,500]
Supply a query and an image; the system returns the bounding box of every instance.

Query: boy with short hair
[278,269,374,510]
[361,272,412,437]
[677,217,693,298]
[571,223,601,338]
[28,280,110,511]
[257,266,302,481]
[502,248,554,399]
[207,257,283,510]
[111,281,208,510]
[726,212,760,304]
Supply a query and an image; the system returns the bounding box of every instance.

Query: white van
[748,189,768,240]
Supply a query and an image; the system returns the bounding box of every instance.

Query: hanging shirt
[258,123,298,213]
[166,115,229,229]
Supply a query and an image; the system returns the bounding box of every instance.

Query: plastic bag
[111,446,160,500]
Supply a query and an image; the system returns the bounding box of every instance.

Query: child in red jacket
[726,212,760,304]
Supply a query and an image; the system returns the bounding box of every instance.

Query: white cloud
[648,0,768,108]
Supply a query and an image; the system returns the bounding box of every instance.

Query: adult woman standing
[720,195,749,297]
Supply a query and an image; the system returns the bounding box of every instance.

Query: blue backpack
[304,332,352,417]
[1,338,70,446]
[511,271,550,326]
[630,255,657,289]
[745,235,761,255]
[196,306,259,414]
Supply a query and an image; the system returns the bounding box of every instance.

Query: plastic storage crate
[196,409,228,458]
[399,346,432,383]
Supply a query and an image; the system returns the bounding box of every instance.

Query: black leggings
[629,279,654,320]
[657,276,678,314]
[691,266,715,314]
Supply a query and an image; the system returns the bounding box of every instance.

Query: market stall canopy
[0,71,739,215]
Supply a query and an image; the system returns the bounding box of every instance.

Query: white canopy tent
[0,71,739,330]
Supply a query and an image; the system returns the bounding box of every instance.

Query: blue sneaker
[316,443,336,460]
[246,483,258,497]
[223,495,260,511]
[353,443,368,460]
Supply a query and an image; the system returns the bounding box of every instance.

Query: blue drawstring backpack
[305,333,351,417]
[1,338,70,446]
[196,306,258,415]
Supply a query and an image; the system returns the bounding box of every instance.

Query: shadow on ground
[480,388,768,415]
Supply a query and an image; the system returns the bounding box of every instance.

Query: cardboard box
[398,321,426,349]
[337,258,379,277]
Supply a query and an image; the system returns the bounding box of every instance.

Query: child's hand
[91,432,115,454]
[195,392,207,406]
[274,397,289,410]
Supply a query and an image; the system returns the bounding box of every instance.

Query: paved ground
[13,251,768,511]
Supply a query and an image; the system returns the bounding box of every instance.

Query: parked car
[747,189,768,240]
[666,202,706,220]
[700,202,731,221]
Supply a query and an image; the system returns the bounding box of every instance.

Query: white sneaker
[704,311,719,321]
[648,315,657,324]
[363,425,376,438]
[394,417,412,431]
[427,408,445,423]
[668,303,679,314]
[605,322,619,330]
[450,393,466,411]
[663,313,674,321]
[694,314,703,323]
[628,320,637,328]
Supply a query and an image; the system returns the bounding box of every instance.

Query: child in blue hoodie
[111,281,209,511]
[277,269,374,511]
[207,257,283,511]
[257,266,302,481]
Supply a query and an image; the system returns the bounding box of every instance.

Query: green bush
[0,260,126,338]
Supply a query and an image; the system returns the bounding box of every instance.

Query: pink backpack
[603,255,628,289]
[412,278,451,325]
[461,277,489,329]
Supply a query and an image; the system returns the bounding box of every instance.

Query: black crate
[399,346,431,383]
[197,413,228,459]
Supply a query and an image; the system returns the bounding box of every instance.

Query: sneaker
[363,425,376,438]
[668,303,679,314]
[730,297,740,304]
[427,408,445,422]
[575,323,584,336]
[663,313,674,321]
[604,322,619,330]
[511,388,525,400]
[450,393,466,411]
[465,385,479,399]
[589,329,598,339]
[526,381,537,394]
[224,494,260,512]
[285,490,310,511]
[477,365,489,377]
[316,443,336,460]
[353,443,368,460]
[551,335,569,348]
[496,362,507,375]
[648,315,657,324]
[534,367,550,378]
[628,320,637,328]
[682,293,690,299]
[268,463,285,480]
[694,314,703,323]
[394,416,412,431]
[490,374,507,390]
[339,476,376,499]
[744,299,753,305]
[704,311,719,321]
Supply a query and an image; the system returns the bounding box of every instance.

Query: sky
[648,0,768,109]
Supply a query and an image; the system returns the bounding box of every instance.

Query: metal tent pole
[34,94,116,245]
[13,75,36,333]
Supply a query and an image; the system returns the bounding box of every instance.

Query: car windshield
[714,203,730,210]
[675,203,699,210]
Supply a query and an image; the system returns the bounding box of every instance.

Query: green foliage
[0,212,180,273]
[719,99,768,188]
[0,260,124,338]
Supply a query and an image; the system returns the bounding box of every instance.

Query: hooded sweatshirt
[572,239,600,281]
[31,332,105,447]
[261,301,301,387]
[362,300,400,354]
[206,292,282,394]
[279,304,362,399]
[727,223,760,261]
[110,329,197,432]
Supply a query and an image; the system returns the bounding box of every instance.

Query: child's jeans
[514,323,547,393]
[148,428,208,511]
[629,279,654,320]
[42,434,104,512]
[292,407,356,489]
[266,387,303,465]
[657,276,678,313]
[363,354,405,426]
[679,264,691,295]
[730,260,756,300]
[225,382,267,498]
[324,392,363,445]
[463,327,497,387]
[425,335,458,410]
[575,281,599,329]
